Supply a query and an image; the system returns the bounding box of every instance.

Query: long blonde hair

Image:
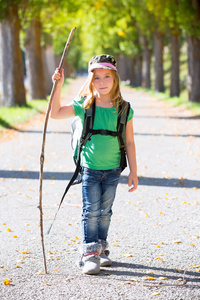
[78,70,125,112]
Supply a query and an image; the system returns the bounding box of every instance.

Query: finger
[128,185,137,192]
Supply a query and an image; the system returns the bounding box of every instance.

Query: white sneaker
[100,251,112,267]
[82,253,100,275]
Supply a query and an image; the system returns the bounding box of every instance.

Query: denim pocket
[112,167,122,175]
[81,167,90,176]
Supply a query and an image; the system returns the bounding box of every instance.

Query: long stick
[38,27,76,274]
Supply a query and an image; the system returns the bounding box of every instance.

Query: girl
[51,54,138,275]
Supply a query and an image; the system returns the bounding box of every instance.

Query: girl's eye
[94,77,99,80]
[105,75,110,78]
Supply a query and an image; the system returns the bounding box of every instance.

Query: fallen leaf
[190,244,195,247]
[13,235,18,238]
[156,257,163,262]
[43,281,51,286]
[173,240,182,244]
[21,250,31,254]
[2,223,6,225]
[123,253,133,257]
[175,269,182,273]
[4,279,10,285]
[152,292,161,296]
[193,201,199,205]
[143,276,156,281]
[113,244,119,247]
[3,268,8,271]
[159,277,168,280]
[130,278,138,282]
[6,228,11,232]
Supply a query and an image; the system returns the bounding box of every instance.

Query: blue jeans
[81,167,121,244]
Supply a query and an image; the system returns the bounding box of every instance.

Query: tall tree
[179,0,200,102]
[25,15,46,100]
[146,0,181,96]
[0,1,26,106]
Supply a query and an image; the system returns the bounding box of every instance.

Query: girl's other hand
[128,171,138,192]
[52,68,64,86]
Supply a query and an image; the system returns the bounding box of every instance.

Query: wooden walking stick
[38,27,76,274]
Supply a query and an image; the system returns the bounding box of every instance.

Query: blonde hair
[78,70,125,112]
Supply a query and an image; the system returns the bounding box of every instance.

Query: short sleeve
[72,96,85,120]
[127,106,134,122]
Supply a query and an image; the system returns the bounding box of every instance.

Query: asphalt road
[0,77,200,299]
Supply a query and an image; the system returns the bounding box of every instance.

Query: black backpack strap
[81,101,96,144]
[117,102,130,171]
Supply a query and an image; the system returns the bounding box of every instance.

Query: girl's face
[92,69,114,97]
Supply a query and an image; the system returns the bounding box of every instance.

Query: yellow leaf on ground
[6,228,11,232]
[130,278,138,282]
[21,250,31,254]
[190,244,195,247]
[156,257,163,262]
[43,281,51,286]
[152,292,161,296]
[143,276,155,280]
[2,223,6,225]
[173,240,182,244]
[113,244,119,247]
[4,279,10,285]
[13,235,18,238]
[3,268,8,271]
[146,271,154,274]
[159,277,168,280]
[123,253,133,257]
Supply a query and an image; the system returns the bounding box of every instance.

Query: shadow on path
[100,261,200,285]
[1,170,199,188]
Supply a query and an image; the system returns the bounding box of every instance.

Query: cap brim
[88,62,117,72]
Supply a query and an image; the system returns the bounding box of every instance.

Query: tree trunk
[42,43,56,95]
[142,35,151,89]
[117,54,129,82]
[135,53,142,87]
[1,4,26,107]
[170,32,180,97]
[187,35,200,102]
[154,31,165,92]
[25,16,46,100]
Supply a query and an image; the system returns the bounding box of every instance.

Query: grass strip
[0,79,70,132]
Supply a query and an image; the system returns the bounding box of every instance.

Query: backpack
[47,100,130,234]
[71,100,130,171]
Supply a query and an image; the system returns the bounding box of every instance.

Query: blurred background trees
[0,0,200,106]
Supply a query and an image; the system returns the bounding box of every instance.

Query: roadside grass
[0,79,70,133]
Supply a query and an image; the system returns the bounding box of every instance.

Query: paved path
[0,78,200,299]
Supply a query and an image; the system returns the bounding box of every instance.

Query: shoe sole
[100,261,112,267]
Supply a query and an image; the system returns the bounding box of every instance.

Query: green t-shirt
[73,96,134,170]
